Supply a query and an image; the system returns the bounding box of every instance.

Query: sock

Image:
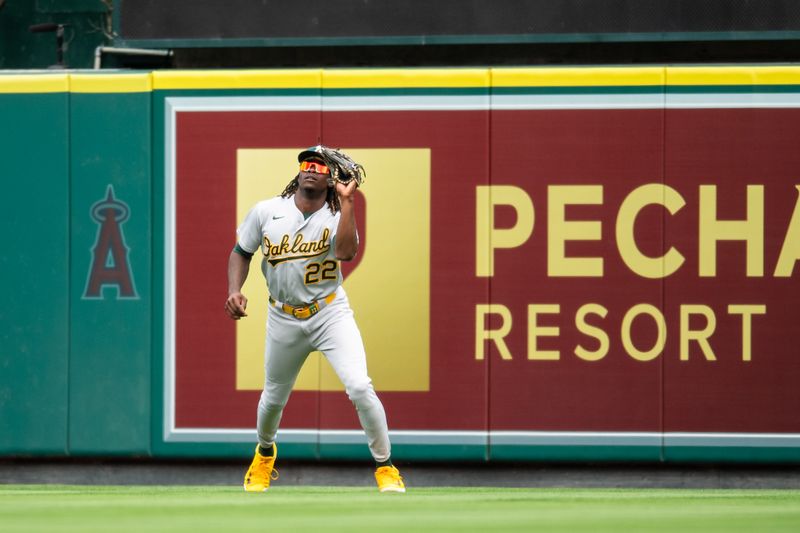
[258,444,274,457]
[376,458,393,468]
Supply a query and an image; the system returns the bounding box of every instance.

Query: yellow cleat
[375,465,406,493]
[243,443,278,492]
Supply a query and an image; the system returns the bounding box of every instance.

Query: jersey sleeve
[236,203,265,254]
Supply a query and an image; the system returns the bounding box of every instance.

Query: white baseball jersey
[237,195,347,305]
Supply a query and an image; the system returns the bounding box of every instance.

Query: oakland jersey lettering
[263,228,331,266]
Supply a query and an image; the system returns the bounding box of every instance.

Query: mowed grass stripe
[1,486,799,532]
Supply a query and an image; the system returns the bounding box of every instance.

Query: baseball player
[225,145,405,493]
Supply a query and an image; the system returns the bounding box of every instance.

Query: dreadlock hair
[280,173,341,214]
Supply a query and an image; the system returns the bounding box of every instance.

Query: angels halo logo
[83,184,138,300]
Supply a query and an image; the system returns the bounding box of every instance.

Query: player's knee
[265,399,286,411]
[346,380,375,406]
[260,380,292,409]
[258,391,288,413]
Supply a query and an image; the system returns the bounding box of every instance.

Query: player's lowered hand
[225,292,248,320]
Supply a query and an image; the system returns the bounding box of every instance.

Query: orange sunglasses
[299,160,330,174]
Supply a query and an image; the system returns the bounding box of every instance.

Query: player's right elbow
[335,251,356,261]
[334,243,358,261]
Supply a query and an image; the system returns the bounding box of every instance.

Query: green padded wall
[0,90,70,454]
[68,84,151,455]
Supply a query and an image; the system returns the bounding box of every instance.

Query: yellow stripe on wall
[492,67,665,87]
[0,74,69,93]
[70,73,152,93]
[324,68,490,89]
[5,66,800,94]
[667,66,800,86]
[152,69,322,90]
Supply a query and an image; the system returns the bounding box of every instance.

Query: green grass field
[1,486,799,532]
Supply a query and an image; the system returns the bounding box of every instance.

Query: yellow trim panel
[0,74,69,93]
[324,68,490,89]
[492,67,665,87]
[152,69,322,90]
[667,66,800,86]
[70,74,152,93]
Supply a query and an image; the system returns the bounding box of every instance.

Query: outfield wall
[1,67,799,463]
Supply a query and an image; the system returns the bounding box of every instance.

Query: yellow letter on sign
[475,304,514,360]
[476,185,534,277]
[616,183,686,278]
[548,185,603,277]
[699,185,764,277]
[774,185,800,277]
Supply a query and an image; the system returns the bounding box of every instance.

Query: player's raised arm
[225,245,252,319]
[334,180,359,261]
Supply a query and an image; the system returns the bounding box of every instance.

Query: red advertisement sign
[164,94,800,449]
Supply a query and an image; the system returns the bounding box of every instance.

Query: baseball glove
[318,147,367,186]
